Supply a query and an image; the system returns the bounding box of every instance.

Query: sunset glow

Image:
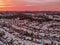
[0,0,60,11]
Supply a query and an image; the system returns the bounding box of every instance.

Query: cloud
[24,0,60,3]
[23,0,60,6]
[9,0,60,6]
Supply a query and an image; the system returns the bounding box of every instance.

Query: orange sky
[0,0,60,11]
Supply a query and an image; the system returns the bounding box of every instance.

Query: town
[0,11,60,45]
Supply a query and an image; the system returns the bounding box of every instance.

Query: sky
[0,0,60,11]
